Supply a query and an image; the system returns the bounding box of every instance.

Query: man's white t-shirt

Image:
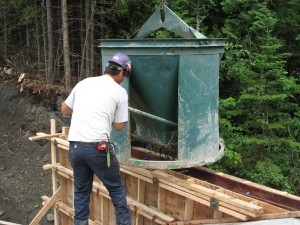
[65,75,128,142]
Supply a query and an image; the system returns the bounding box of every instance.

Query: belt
[70,141,115,153]
[70,141,98,147]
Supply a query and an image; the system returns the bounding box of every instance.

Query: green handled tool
[106,151,110,168]
[106,144,111,168]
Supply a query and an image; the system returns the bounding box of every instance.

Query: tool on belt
[97,141,114,168]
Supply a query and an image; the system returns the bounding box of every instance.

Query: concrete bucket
[99,5,226,169]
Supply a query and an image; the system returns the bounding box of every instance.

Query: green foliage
[166,0,215,33]
[219,42,251,98]
[19,5,36,25]
[288,112,300,141]
[10,0,36,25]
[209,0,300,195]
[271,0,300,49]
[242,159,293,192]
[208,148,242,173]
[104,0,157,38]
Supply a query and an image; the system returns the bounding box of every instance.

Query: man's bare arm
[61,102,73,115]
[113,122,127,131]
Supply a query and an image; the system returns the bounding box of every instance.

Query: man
[61,52,132,225]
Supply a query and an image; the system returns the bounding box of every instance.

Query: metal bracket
[210,197,219,210]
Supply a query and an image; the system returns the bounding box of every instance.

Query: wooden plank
[254,201,288,213]
[47,164,175,223]
[53,137,69,147]
[130,198,175,223]
[57,143,69,150]
[169,217,242,225]
[170,169,288,215]
[190,166,300,210]
[184,198,194,220]
[218,188,288,213]
[50,119,58,225]
[101,196,109,225]
[0,221,22,225]
[152,170,263,215]
[184,182,259,218]
[29,132,63,140]
[42,163,52,170]
[62,127,69,136]
[137,179,146,203]
[42,198,97,225]
[29,187,61,225]
[47,155,255,221]
[218,199,260,218]
[213,210,223,219]
[121,165,153,181]
[159,183,250,221]
[170,169,288,214]
[133,210,168,225]
[120,166,153,184]
[92,185,176,223]
[158,186,166,213]
[59,141,69,225]
[90,190,99,223]
[137,179,146,225]
[251,211,300,221]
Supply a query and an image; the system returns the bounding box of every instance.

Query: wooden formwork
[0,221,22,225]
[29,119,300,225]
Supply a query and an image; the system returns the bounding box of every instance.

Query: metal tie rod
[129,107,178,127]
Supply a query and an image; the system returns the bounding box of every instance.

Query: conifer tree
[212,0,300,194]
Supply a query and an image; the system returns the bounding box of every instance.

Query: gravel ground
[0,81,69,224]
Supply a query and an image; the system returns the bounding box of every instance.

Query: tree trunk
[61,0,72,91]
[46,0,54,82]
[85,0,91,77]
[3,14,8,58]
[42,0,48,76]
[35,0,41,70]
[196,0,200,31]
[79,0,96,79]
[26,25,30,47]
[79,0,84,81]
[99,3,106,73]
[78,1,87,81]
[90,13,95,76]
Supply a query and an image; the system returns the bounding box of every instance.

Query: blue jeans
[69,141,131,225]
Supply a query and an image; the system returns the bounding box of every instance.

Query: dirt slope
[0,80,70,224]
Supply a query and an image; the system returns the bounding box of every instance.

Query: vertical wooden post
[136,179,145,225]
[101,197,109,224]
[213,210,223,219]
[50,119,59,224]
[157,187,166,213]
[184,198,194,221]
[59,127,69,224]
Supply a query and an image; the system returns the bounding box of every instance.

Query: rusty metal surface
[186,167,300,211]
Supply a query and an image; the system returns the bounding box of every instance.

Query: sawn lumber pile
[28,119,300,225]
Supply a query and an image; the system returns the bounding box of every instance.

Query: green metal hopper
[99,5,225,169]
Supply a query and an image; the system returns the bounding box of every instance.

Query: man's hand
[61,102,73,115]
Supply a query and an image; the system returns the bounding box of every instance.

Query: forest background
[0,0,299,196]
